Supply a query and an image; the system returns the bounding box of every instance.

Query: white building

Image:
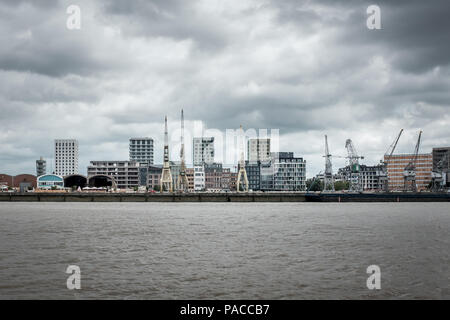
[129,138,154,164]
[193,137,214,165]
[248,138,271,162]
[194,165,205,191]
[54,139,78,176]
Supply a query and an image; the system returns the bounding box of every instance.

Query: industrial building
[0,174,37,192]
[87,161,139,190]
[385,154,432,191]
[55,139,79,176]
[338,164,385,191]
[129,138,154,164]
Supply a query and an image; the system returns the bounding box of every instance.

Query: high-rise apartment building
[385,153,432,191]
[248,138,271,162]
[129,138,154,164]
[36,157,46,177]
[193,137,214,165]
[54,139,78,176]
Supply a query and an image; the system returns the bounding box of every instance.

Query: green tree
[334,180,349,191]
[306,178,323,191]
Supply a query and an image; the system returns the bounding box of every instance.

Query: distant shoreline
[1,192,449,202]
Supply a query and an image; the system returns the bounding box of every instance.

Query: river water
[0,202,448,299]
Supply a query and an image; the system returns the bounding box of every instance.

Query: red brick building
[385,154,432,191]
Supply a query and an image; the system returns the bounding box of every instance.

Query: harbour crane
[380,129,403,192]
[177,109,189,192]
[403,131,422,192]
[160,116,173,192]
[323,135,335,191]
[345,139,364,192]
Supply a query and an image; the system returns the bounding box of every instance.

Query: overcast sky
[1,0,449,177]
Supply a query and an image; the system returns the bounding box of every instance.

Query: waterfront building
[338,164,385,191]
[87,161,139,190]
[221,168,232,191]
[129,138,154,164]
[385,153,432,191]
[147,165,163,191]
[54,139,79,176]
[204,163,223,191]
[432,147,450,188]
[186,168,195,191]
[272,152,306,191]
[432,147,450,171]
[260,161,274,191]
[193,137,214,165]
[37,174,64,190]
[194,165,205,191]
[36,157,46,177]
[0,174,37,192]
[248,138,271,162]
[244,161,261,191]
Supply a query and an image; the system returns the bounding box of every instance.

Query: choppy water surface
[0,202,449,299]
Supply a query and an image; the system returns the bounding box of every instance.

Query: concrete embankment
[1,192,449,202]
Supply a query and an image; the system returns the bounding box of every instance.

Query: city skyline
[1,1,449,178]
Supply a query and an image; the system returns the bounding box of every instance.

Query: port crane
[160,116,173,192]
[403,131,422,192]
[380,129,403,192]
[236,125,249,192]
[323,135,335,191]
[177,109,189,192]
[345,139,364,192]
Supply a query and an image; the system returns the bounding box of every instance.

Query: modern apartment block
[54,139,78,176]
[87,161,139,189]
[248,138,271,162]
[36,157,46,177]
[194,165,205,191]
[129,138,154,164]
[193,137,214,165]
[245,161,261,191]
[272,152,306,191]
[385,153,432,191]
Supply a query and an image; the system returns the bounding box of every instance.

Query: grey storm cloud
[0,0,449,177]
